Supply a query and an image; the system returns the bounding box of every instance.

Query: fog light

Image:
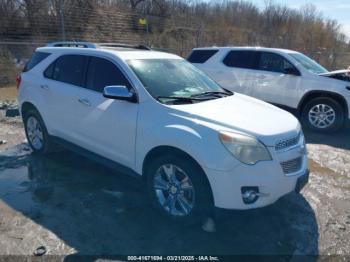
[241,187,259,204]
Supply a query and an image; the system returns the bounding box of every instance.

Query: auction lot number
[127,256,219,261]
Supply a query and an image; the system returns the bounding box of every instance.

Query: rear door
[42,54,88,142]
[251,52,301,107]
[74,56,138,168]
[217,50,259,95]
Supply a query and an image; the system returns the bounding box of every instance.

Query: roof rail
[98,43,151,50]
[46,41,98,48]
[45,41,151,50]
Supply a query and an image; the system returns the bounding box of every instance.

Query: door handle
[257,75,266,80]
[40,84,49,90]
[78,98,91,107]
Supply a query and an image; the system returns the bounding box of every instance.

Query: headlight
[219,131,272,165]
[300,129,307,154]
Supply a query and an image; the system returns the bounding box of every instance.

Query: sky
[246,0,350,39]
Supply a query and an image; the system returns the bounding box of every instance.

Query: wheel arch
[142,145,214,204]
[143,146,202,177]
[21,101,40,117]
[298,90,348,116]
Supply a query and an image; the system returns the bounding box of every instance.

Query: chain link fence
[1,2,350,88]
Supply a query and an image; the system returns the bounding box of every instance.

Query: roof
[37,44,182,61]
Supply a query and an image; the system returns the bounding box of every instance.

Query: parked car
[188,47,350,133]
[18,42,308,222]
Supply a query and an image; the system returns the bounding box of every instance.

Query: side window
[258,52,295,73]
[23,52,51,72]
[45,55,88,86]
[223,51,258,69]
[86,57,131,93]
[44,62,55,78]
[187,50,218,64]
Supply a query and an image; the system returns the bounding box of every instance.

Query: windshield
[289,52,328,74]
[127,59,228,103]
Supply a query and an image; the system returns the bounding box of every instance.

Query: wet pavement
[0,102,349,258]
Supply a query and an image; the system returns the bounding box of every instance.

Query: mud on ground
[0,100,349,259]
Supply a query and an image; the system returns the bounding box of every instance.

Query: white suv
[18,42,308,222]
[188,47,350,133]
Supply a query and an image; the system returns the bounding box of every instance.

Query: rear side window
[86,57,131,92]
[44,62,54,78]
[187,50,218,63]
[44,55,88,86]
[23,52,50,72]
[223,51,258,69]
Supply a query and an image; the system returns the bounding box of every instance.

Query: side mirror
[283,67,300,76]
[103,85,137,103]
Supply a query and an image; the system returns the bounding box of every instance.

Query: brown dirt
[0,86,17,100]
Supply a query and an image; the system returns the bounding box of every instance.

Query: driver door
[251,52,302,108]
[74,56,138,168]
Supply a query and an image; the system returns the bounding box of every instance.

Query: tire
[23,109,54,154]
[145,154,213,224]
[301,97,344,133]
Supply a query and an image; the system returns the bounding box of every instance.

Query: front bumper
[295,169,309,193]
[204,140,308,210]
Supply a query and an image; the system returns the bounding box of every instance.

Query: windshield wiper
[156,96,209,104]
[190,90,233,98]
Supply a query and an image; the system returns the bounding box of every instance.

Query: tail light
[16,75,21,90]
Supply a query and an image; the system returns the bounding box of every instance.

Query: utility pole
[59,0,66,40]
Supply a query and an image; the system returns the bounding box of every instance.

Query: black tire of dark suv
[301,97,344,133]
[23,109,54,154]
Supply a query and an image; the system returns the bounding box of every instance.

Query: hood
[318,69,350,82]
[171,93,300,146]
[318,69,350,77]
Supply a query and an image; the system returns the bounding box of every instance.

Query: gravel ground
[0,99,349,259]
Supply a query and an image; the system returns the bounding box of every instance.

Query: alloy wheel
[26,116,44,150]
[153,164,195,216]
[308,104,336,129]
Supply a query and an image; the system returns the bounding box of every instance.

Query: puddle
[0,153,145,212]
[0,165,35,212]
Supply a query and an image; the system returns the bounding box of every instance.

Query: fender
[297,90,348,115]
[135,123,240,175]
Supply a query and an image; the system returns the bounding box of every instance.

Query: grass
[0,86,17,100]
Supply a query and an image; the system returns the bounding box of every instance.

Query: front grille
[280,157,302,175]
[275,133,300,151]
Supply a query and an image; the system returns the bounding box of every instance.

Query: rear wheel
[23,109,54,154]
[146,154,213,223]
[301,97,344,133]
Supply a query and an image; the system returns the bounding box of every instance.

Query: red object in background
[16,75,21,89]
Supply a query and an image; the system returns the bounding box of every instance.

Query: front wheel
[146,155,213,223]
[301,97,344,133]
